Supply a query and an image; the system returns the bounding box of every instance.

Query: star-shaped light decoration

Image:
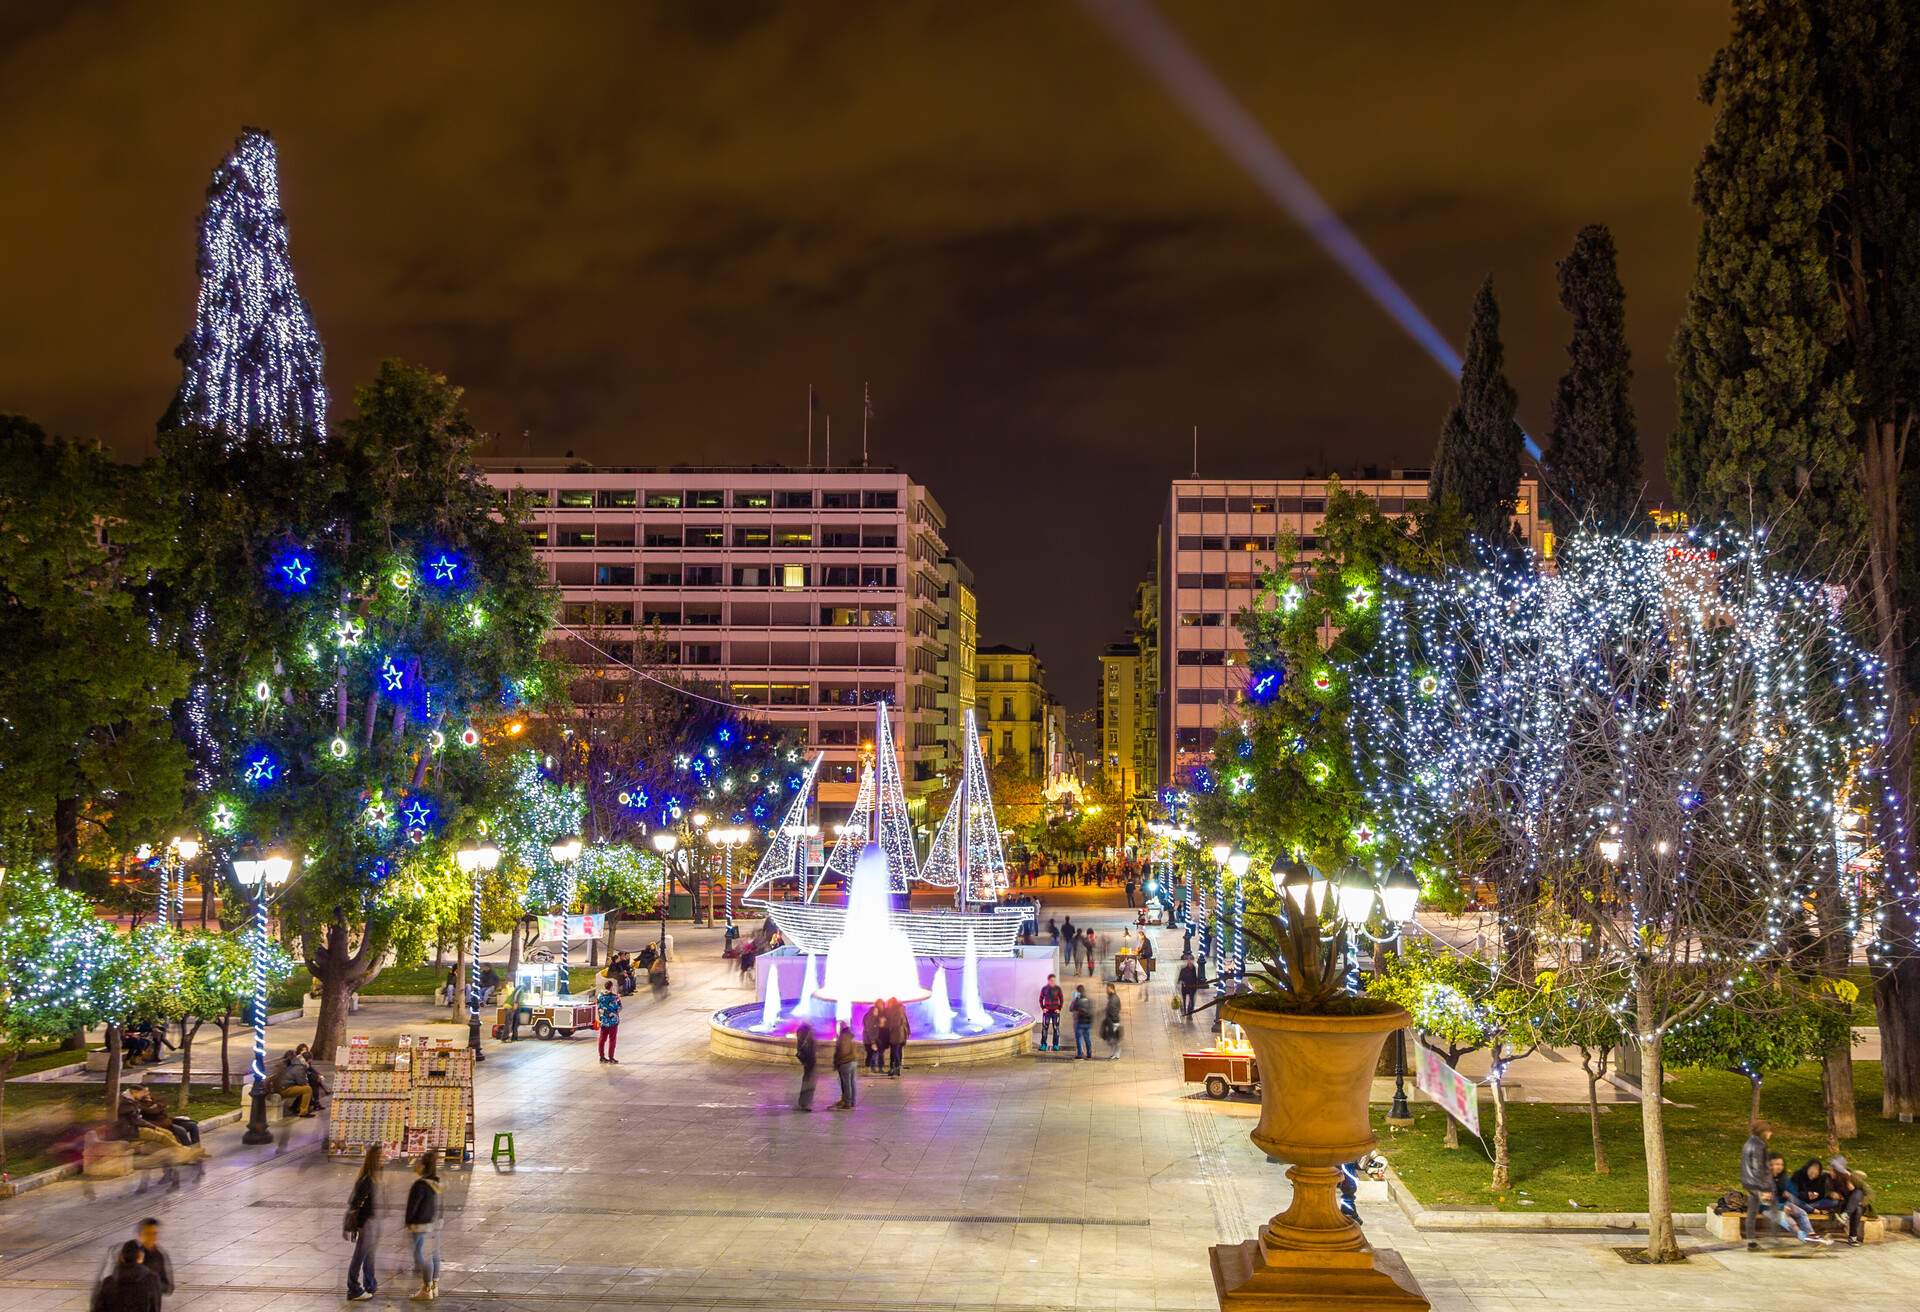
[381,656,406,692]
[401,800,432,830]
[209,802,237,832]
[428,553,459,583]
[1351,820,1379,847]
[243,753,277,785]
[364,800,392,830]
[1346,582,1374,610]
[281,555,312,586]
[334,619,364,649]
[1280,582,1304,614]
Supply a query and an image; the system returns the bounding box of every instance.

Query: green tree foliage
[1670,0,1857,559]
[1430,277,1525,545]
[0,870,128,1168]
[0,417,190,886]
[1536,969,1629,1173]
[1665,973,1853,1124]
[1544,225,1643,533]
[1195,482,1457,911]
[158,361,558,1055]
[179,930,273,1096]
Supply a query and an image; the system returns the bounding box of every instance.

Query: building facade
[976,644,1052,780]
[479,460,971,812]
[938,556,978,759]
[1157,471,1541,788]
[1096,641,1142,800]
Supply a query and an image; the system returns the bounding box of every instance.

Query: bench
[1707,1208,1885,1244]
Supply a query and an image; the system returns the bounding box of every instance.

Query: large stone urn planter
[1210,998,1428,1310]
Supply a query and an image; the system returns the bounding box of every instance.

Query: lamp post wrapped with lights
[232,852,294,1144]
[456,843,501,1059]
[169,836,200,928]
[1227,851,1251,986]
[708,826,747,937]
[549,837,582,998]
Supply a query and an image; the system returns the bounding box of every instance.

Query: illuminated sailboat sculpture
[741,702,1027,957]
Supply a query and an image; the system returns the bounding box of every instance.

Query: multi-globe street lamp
[232,851,295,1145]
[650,830,678,982]
[455,843,501,1060]
[706,826,749,936]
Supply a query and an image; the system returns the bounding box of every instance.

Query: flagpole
[862,382,871,468]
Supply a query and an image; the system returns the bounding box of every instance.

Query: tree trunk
[176,1020,202,1112]
[103,1024,124,1112]
[308,913,385,1059]
[1490,1072,1511,1191]
[0,1051,15,1175]
[433,935,446,970]
[606,909,622,957]
[588,923,601,970]
[1822,1037,1857,1143]
[453,935,470,1024]
[1875,955,1920,1121]
[219,1006,233,1093]
[1583,1051,1611,1175]
[506,917,525,985]
[1636,988,1680,1261]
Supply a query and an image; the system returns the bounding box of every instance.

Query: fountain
[753,967,782,1032]
[815,843,931,1005]
[960,927,991,1031]
[794,951,821,1019]
[927,966,955,1037]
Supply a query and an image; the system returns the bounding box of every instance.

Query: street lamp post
[1226,851,1250,987]
[650,831,678,983]
[1380,865,1421,1127]
[232,852,295,1145]
[549,837,582,998]
[456,843,501,1061]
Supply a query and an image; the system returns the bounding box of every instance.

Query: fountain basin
[709,999,1033,1066]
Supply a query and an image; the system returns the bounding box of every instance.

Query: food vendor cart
[493,963,595,1040]
[1181,1021,1260,1099]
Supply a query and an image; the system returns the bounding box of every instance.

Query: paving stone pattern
[1,916,1916,1311]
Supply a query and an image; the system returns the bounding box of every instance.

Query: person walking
[1046,917,1059,946]
[405,1151,444,1300]
[862,1002,885,1072]
[1070,985,1094,1059]
[832,1022,859,1109]
[1037,975,1064,1051]
[1060,917,1076,971]
[795,1023,818,1112]
[1101,983,1123,1060]
[1082,928,1098,978]
[1137,932,1155,984]
[1177,955,1200,1021]
[1124,876,1136,907]
[1740,1120,1776,1249]
[133,1219,172,1303]
[596,983,622,1063]
[91,1242,161,1312]
[886,997,910,1076]
[343,1146,383,1301]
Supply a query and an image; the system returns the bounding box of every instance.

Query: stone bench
[1707,1209,1885,1244]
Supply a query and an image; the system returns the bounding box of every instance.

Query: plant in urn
[1208,857,1427,1310]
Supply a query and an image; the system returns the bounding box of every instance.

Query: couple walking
[793,1021,866,1110]
[861,996,911,1076]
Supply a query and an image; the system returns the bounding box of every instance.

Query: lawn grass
[0,1083,243,1179]
[1376,1060,1913,1215]
[5,1042,97,1077]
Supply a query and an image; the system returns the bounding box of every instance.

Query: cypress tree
[1544,225,1642,533]
[1669,1,1856,561]
[1429,276,1524,545]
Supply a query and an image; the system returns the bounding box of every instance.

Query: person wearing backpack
[1070,985,1094,1059]
[343,1146,383,1301]
[405,1150,444,1300]
[1101,983,1124,1059]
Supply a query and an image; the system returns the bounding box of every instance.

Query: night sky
[0,3,1728,708]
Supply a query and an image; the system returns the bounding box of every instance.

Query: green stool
[490,1132,515,1165]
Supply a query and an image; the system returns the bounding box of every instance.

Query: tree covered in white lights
[1351,529,1889,1261]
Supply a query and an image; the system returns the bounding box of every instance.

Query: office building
[1157,470,1541,788]
[1097,640,1142,800]
[479,460,972,812]
[976,644,1055,780]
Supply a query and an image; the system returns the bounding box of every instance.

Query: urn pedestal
[1209,1000,1428,1311]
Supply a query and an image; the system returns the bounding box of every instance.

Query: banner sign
[537,913,603,942]
[1414,1043,1480,1135]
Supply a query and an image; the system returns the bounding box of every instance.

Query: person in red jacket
[1037,975,1065,1051]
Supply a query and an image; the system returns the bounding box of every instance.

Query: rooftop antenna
[863,382,872,467]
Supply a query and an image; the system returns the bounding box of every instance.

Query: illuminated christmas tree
[821,762,874,888]
[164,128,328,447]
[868,701,920,892]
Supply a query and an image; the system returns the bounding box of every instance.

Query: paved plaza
[3,913,1917,1312]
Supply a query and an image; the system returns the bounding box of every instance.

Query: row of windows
[562,563,902,589]
[1175,494,1428,514]
[1173,572,1268,590]
[559,601,899,629]
[532,525,900,549]
[1175,688,1231,704]
[522,488,901,511]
